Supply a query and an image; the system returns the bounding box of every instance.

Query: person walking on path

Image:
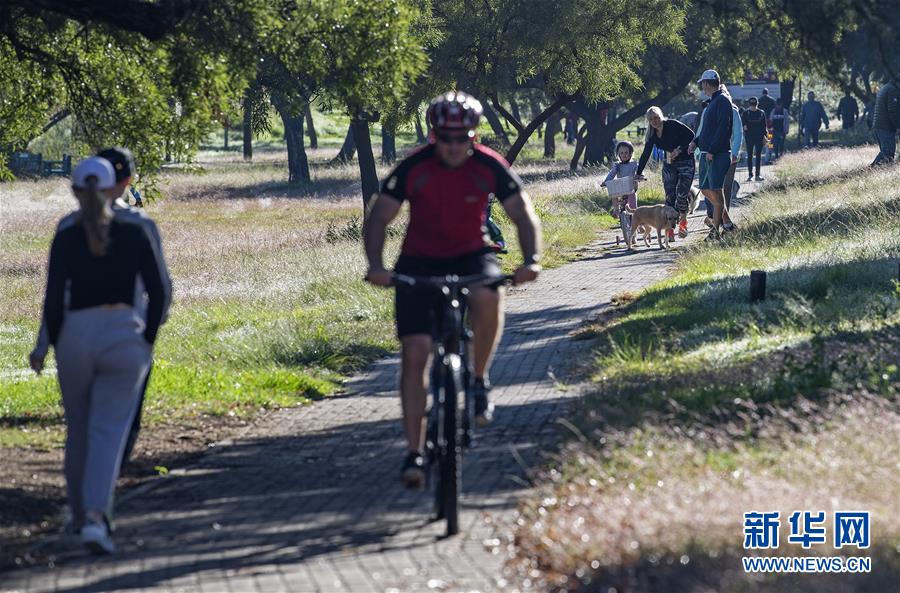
[31,147,172,472]
[690,69,734,239]
[742,97,767,181]
[36,157,168,555]
[757,89,776,165]
[837,91,859,140]
[770,98,789,158]
[757,88,776,119]
[698,86,742,223]
[871,78,899,165]
[363,91,542,488]
[800,91,829,147]
[634,106,695,240]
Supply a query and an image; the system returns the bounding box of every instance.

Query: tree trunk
[528,97,544,139]
[351,118,379,210]
[569,98,612,166]
[510,98,522,127]
[305,103,318,149]
[780,77,796,112]
[504,95,571,165]
[414,112,426,143]
[481,103,509,144]
[275,103,310,183]
[570,72,694,169]
[223,123,229,150]
[570,124,589,170]
[544,111,562,158]
[381,126,396,164]
[242,94,253,161]
[333,125,356,163]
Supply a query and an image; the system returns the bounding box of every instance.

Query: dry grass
[508,146,900,591]
[1,144,616,439]
[508,394,899,592]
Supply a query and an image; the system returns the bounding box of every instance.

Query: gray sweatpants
[56,307,151,522]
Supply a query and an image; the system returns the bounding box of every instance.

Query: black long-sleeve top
[636,118,695,176]
[742,108,767,141]
[43,218,166,346]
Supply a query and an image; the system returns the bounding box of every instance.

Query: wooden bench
[42,155,72,176]
[626,126,647,138]
[8,152,43,176]
[8,152,72,177]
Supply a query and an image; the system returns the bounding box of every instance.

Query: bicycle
[392,272,512,536]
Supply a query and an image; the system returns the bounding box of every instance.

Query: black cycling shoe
[401,451,426,489]
[473,379,495,427]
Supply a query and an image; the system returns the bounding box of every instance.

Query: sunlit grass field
[508,146,900,592]
[0,133,661,447]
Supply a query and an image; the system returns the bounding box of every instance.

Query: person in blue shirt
[696,87,741,226]
[691,69,734,239]
[800,91,830,147]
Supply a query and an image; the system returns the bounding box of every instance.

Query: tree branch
[41,109,71,134]
[489,93,525,133]
[607,71,696,135]
[504,94,572,164]
[9,0,197,40]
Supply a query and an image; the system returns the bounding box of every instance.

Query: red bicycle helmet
[427,91,483,131]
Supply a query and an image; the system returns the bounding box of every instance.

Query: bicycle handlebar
[392,273,514,289]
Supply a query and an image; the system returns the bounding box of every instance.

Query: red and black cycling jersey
[380,143,523,258]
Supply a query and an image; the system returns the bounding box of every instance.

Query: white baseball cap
[71,157,116,189]
[697,69,720,84]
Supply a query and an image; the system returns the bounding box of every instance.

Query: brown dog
[626,204,679,250]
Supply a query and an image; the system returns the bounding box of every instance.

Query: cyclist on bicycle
[363,91,542,488]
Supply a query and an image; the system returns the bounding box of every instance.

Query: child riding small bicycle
[600,141,640,244]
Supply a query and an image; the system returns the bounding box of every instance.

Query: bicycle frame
[393,273,509,536]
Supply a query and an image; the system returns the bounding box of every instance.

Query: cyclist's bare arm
[500,191,542,284]
[363,193,403,286]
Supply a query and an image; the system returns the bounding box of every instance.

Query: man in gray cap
[691,69,734,239]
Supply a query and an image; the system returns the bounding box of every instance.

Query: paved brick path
[3,180,755,593]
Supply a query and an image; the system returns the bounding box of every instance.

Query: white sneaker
[81,521,115,555]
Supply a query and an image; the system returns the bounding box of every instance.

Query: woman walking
[40,157,168,554]
[635,106,696,240]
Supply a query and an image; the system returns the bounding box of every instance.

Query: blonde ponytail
[75,177,112,256]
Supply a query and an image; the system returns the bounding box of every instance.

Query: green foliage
[0,4,259,178]
[257,0,426,117]
[428,0,685,103]
[0,31,63,153]
[768,0,900,89]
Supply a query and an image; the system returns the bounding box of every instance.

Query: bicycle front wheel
[438,353,464,536]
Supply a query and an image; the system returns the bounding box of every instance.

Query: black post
[750,270,767,302]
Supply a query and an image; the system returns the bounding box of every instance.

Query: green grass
[511,145,900,591]
[1,128,623,447]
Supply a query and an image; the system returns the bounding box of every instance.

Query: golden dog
[626,204,679,250]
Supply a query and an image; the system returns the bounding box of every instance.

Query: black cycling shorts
[394,250,501,338]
